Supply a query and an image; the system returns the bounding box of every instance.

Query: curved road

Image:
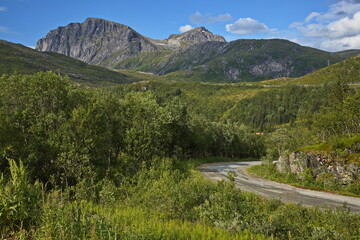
[198,161,360,213]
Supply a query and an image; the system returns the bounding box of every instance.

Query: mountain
[0,40,155,86]
[261,54,360,85]
[157,27,226,48]
[333,49,360,59]
[36,18,354,82]
[36,18,226,68]
[122,39,344,82]
[290,54,360,85]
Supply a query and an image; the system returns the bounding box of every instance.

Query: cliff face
[276,145,360,184]
[36,18,161,67]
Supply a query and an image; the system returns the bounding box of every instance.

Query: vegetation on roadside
[249,164,360,197]
[1,72,360,239]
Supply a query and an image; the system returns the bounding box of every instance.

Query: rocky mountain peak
[164,27,226,48]
[36,17,157,67]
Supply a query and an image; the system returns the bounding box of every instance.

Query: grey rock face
[250,60,291,77]
[277,151,359,183]
[36,18,226,68]
[36,18,159,67]
[160,27,226,48]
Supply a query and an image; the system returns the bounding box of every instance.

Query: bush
[0,159,42,237]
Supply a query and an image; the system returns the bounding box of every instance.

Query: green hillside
[261,54,360,86]
[117,39,344,82]
[291,54,360,85]
[0,40,150,86]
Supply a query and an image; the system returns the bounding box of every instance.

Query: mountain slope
[36,18,226,68]
[290,54,360,85]
[260,54,360,85]
[0,40,151,86]
[36,18,356,83]
[121,39,343,82]
[334,49,360,59]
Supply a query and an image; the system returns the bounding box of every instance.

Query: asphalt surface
[198,161,360,213]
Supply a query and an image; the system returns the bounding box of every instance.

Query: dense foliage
[0,72,263,187]
[1,72,359,239]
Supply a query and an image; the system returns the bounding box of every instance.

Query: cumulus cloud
[189,11,233,24]
[225,18,273,35]
[289,0,360,51]
[179,25,194,33]
[301,12,360,39]
[0,6,7,11]
[317,0,360,22]
[318,35,360,50]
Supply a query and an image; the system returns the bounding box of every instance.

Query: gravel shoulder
[198,161,360,213]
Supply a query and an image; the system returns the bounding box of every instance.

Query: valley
[0,15,360,240]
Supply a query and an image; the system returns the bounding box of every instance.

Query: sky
[1,0,360,52]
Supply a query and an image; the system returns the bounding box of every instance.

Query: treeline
[0,72,262,187]
[222,85,334,131]
[114,81,348,132]
[1,72,360,239]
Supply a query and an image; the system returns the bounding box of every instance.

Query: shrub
[0,159,42,237]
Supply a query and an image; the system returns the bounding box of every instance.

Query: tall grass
[34,196,267,240]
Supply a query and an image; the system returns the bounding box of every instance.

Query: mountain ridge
[36,18,226,68]
[35,17,359,82]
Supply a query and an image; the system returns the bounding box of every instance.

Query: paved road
[198,161,360,213]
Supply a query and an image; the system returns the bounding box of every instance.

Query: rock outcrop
[277,150,360,184]
[157,27,226,48]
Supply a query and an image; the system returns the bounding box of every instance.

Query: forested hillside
[0,40,151,86]
[1,72,359,239]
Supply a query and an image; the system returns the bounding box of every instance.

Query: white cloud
[225,18,272,35]
[301,12,360,39]
[179,25,194,33]
[288,0,360,51]
[189,11,233,24]
[0,6,7,11]
[305,12,320,23]
[317,0,360,22]
[319,35,360,51]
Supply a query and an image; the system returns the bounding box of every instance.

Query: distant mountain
[120,39,344,82]
[261,54,360,85]
[0,40,152,86]
[36,18,226,68]
[36,18,357,82]
[333,49,360,59]
[290,54,360,85]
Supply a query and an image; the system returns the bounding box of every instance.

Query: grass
[35,199,267,240]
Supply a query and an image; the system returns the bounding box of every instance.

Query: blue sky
[1,0,360,51]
